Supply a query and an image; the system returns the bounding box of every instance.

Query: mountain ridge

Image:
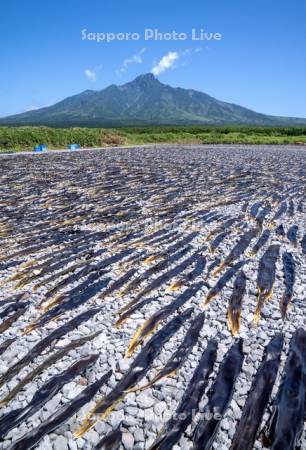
[1,73,305,127]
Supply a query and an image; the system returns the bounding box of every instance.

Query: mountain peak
[1,73,305,126]
[130,73,160,87]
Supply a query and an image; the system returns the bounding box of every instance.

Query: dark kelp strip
[262,328,306,450]
[255,204,271,229]
[8,370,112,450]
[301,234,306,254]
[0,354,99,438]
[42,268,109,311]
[132,312,205,391]
[209,231,230,254]
[204,260,247,306]
[0,308,101,389]
[149,339,217,450]
[227,270,247,336]
[75,308,194,437]
[0,293,25,308]
[133,250,205,306]
[271,202,287,222]
[287,225,298,247]
[250,229,270,255]
[254,244,280,324]
[166,254,206,292]
[0,331,101,406]
[213,229,257,276]
[0,337,16,356]
[0,307,27,333]
[117,248,198,316]
[275,224,285,237]
[25,280,110,333]
[230,334,283,450]
[99,268,136,299]
[124,284,203,356]
[120,245,192,299]
[192,339,244,450]
[280,252,295,319]
[44,248,133,300]
[93,428,122,450]
[250,201,263,219]
[0,302,29,320]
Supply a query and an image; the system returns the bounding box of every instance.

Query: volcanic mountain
[1,73,305,126]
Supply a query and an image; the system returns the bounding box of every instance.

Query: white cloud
[151,51,179,76]
[118,48,146,74]
[84,68,97,82]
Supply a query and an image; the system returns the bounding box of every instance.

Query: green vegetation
[1,126,306,152]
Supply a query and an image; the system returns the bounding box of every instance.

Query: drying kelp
[301,234,306,254]
[204,260,247,306]
[1,144,306,447]
[117,247,199,315]
[131,250,205,305]
[250,229,270,255]
[0,354,99,438]
[0,308,101,389]
[250,201,263,219]
[8,370,112,450]
[42,267,110,311]
[230,334,283,450]
[166,254,206,292]
[255,204,271,229]
[287,225,299,247]
[263,328,306,449]
[124,284,203,356]
[275,224,285,237]
[206,257,221,276]
[120,245,192,298]
[288,199,295,216]
[94,429,122,450]
[227,270,247,336]
[132,312,205,391]
[254,244,280,324]
[213,228,257,275]
[149,339,217,450]
[25,279,111,332]
[75,308,194,437]
[0,301,29,320]
[0,305,28,333]
[0,293,25,308]
[99,268,137,299]
[209,231,230,254]
[271,201,287,222]
[44,248,133,301]
[192,339,244,450]
[0,331,101,406]
[205,217,240,241]
[280,252,295,319]
[16,247,108,290]
[0,337,16,356]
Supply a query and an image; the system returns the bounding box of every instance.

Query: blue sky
[1,0,305,118]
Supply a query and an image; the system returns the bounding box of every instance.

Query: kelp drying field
[0,144,305,450]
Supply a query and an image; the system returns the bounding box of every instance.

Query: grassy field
[1,126,306,152]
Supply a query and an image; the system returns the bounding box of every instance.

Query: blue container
[68,143,80,150]
[34,144,47,152]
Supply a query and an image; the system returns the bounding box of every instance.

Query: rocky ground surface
[0,144,305,450]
